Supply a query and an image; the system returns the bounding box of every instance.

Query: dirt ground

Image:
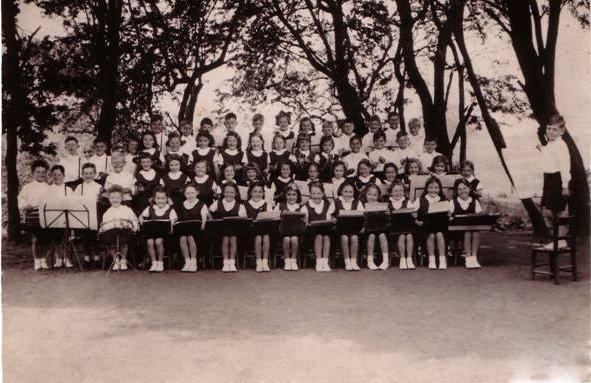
[2,232,589,383]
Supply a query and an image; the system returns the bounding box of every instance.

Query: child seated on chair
[388,179,415,270]
[244,182,272,272]
[139,186,177,272]
[334,181,364,271]
[274,183,303,271]
[177,184,209,272]
[18,159,51,270]
[449,179,483,269]
[413,176,449,270]
[302,181,334,272]
[102,186,139,271]
[47,165,75,269]
[361,184,389,271]
[209,182,247,273]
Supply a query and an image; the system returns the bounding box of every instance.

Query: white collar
[249,149,264,156]
[332,177,345,184]
[273,149,288,155]
[184,199,200,208]
[248,199,265,208]
[309,199,324,208]
[298,149,310,155]
[143,148,156,154]
[153,204,171,212]
[222,179,235,184]
[465,175,476,182]
[140,169,155,176]
[277,176,292,183]
[222,199,237,208]
[358,174,372,181]
[196,147,211,154]
[224,148,239,155]
[457,196,473,205]
[194,174,209,183]
[425,194,441,203]
[168,171,182,180]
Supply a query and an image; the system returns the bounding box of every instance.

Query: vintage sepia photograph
[1,0,590,382]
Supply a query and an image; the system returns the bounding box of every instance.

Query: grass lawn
[2,232,589,383]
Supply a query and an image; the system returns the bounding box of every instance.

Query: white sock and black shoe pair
[222,259,237,273]
[367,256,378,270]
[429,256,447,269]
[284,258,298,271]
[183,259,198,272]
[315,258,331,272]
[256,259,271,272]
[34,258,48,271]
[465,254,481,269]
[346,258,360,271]
[149,261,164,272]
[379,254,389,270]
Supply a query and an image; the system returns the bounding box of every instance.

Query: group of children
[18,111,489,273]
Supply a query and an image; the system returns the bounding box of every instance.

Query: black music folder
[280,211,307,236]
[336,210,364,235]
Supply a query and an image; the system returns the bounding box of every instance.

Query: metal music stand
[98,220,137,275]
[41,204,91,272]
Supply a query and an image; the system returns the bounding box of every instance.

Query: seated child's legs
[155,238,165,261]
[426,233,435,256]
[350,235,359,259]
[290,236,299,258]
[405,234,414,258]
[254,235,262,259]
[340,235,350,259]
[222,236,230,258]
[146,238,156,261]
[314,234,323,258]
[397,234,406,258]
[470,231,480,256]
[229,236,237,259]
[435,232,446,257]
[180,236,190,260]
[282,237,291,258]
[262,235,270,259]
[463,231,473,255]
[322,235,330,257]
[188,236,197,259]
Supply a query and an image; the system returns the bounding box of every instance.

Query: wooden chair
[530,216,578,285]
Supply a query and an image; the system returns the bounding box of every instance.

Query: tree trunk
[178,79,203,126]
[2,0,25,240]
[96,0,122,146]
[458,65,467,164]
[333,78,370,135]
[393,60,406,131]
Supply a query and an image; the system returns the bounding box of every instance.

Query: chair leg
[551,252,560,285]
[570,248,578,281]
[530,250,536,280]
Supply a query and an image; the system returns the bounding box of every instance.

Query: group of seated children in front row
[19,136,484,273]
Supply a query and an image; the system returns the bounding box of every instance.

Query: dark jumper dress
[161,172,189,210]
[144,205,174,239]
[135,171,162,214]
[416,196,448,234]
[192,176,216,207]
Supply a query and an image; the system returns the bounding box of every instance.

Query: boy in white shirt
[392,131,420,174]
[89,137,112,185]
[361,115,383,152]
[419,137,443,171]
[18,159,51,270]
[384,111,400,148]
[408,118,425,152]
[60,136,83,189]
[368,131,396,178]
[334,119,357,156]
[342,135,368,177]
[101,186,139,271]
[74,163,103,200]
[179,119,197,157]
[104,154,135,204]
